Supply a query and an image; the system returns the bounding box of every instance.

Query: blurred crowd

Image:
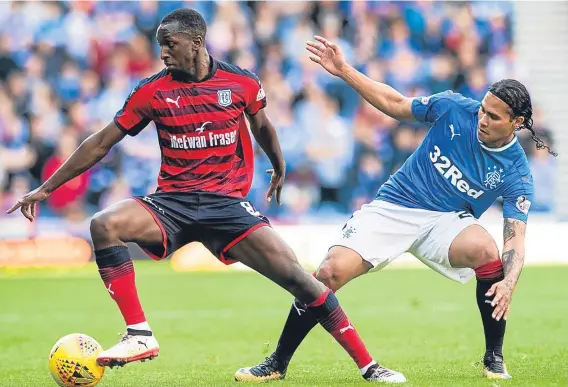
[0,1,557,228]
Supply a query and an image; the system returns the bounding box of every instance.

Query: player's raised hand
[5,187,50,222]
[485,280,513,321]
[265,168,285,205]
[306,35,347,76]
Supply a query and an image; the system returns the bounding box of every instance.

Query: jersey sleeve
[411,90,480,125]
[411,90,458,124]
[243,71,267,115]
[114,83,153,137]
[502,166,534,223]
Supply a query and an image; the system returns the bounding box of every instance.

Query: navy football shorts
[132,192,270,264]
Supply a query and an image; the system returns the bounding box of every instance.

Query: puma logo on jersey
[449,124,461,140]
[430,145,484,198]
[166,96,180,108]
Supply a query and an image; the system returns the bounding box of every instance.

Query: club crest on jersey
[217,89,232,107]
[483,166,504,189]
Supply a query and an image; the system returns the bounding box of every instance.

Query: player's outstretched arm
[6,122,126,221]
[486,218,527,321]
[246,110,286,205]
[306,35,414,122]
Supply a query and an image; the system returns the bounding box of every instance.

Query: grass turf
[0,262,567,387]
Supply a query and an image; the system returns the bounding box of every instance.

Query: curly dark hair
[489,79,557,156]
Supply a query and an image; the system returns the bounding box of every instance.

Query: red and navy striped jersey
[114,57,267,198]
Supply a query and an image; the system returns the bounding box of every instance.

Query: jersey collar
[477,132,518,152]
[200,56,218,82]
[170,55,218,83]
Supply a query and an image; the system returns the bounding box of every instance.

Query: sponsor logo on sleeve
[516,195,531,214]
[256,87,266,101]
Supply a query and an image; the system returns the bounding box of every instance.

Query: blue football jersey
[377,91,534,222]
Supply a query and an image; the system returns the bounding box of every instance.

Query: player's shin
[475,260,505,357]
[95,246,151,333]
[306,289,376,374]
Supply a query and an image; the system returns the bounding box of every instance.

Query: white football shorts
[332,200,484,284]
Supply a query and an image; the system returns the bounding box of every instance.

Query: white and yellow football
[48,333,105,387]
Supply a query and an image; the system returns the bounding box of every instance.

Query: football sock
[475,260,506,356]
[307,289,375,371]
[273,273,334,362]
[95,246,147,327]
[273,298,319,362]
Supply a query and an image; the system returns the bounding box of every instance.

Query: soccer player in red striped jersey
[6,8,400,382]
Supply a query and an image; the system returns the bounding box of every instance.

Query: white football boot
[96,331,159,368]
[363,364,407,383]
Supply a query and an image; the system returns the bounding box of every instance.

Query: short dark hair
[161,8,207,38]
[489,79,557,156]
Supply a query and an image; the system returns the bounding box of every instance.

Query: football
[48,333,105,387]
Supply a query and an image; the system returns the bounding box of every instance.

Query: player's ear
[192,36,204,50]
[513,115,525,130]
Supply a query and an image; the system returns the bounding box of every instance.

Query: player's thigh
[90,198,163,247]
[226,226,325,301]
[448,223,500,268]
[411,211,497,283]
[196,194,317,292]
[315,246,373,291]
[227,225,298,272]
[330,200,421,273]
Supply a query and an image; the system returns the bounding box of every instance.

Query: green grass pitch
[0,262,567,387]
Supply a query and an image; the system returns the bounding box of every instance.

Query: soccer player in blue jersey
[235,36,557,383]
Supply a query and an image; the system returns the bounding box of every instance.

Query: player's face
[156,22,203,76]
[477,92,524,147]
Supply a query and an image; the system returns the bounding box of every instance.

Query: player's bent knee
[278,263,325,302]
[315,247,370,291]
[90,211,126,244]
[315,264,338,290]
[476,243,500,266]
[450,225,500,268]
[461,239,500,269]
[316,260,348,291]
